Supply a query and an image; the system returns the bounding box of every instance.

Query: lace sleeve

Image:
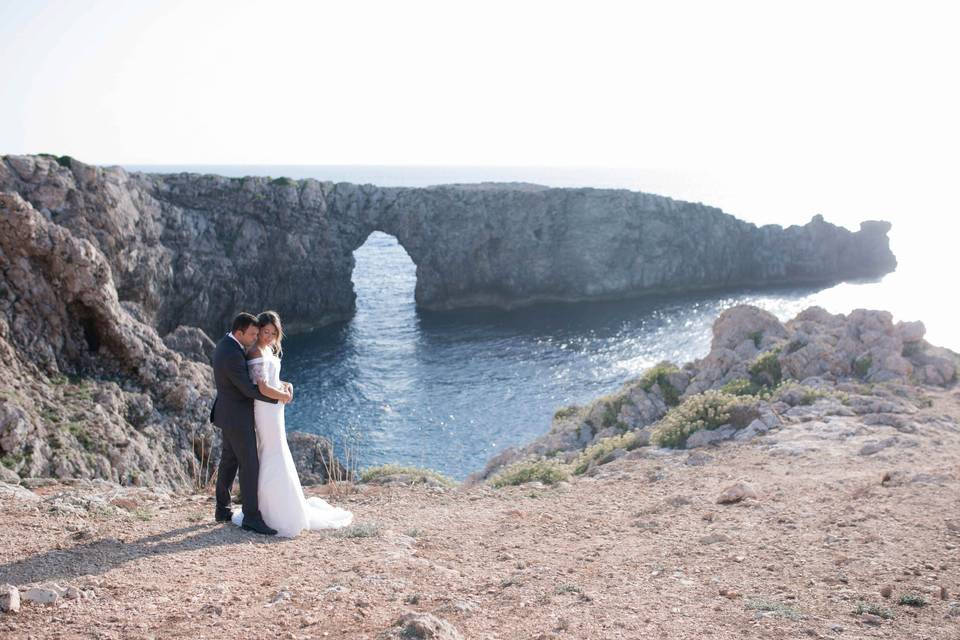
[248,360,266,384]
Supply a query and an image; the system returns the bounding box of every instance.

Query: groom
[210,312,291,535]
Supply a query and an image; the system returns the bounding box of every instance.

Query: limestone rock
[717,482,757,504]
[0,584,19,613]
[163,325,215,364]
[1,154,896,338]
[22,587,58,605]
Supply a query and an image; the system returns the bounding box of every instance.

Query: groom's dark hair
[231,312,258,333]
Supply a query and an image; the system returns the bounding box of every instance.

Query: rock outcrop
[1,155,896,338]
[472,304,959,482]
[0,191,341,488]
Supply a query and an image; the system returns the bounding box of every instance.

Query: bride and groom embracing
[210,311,353,537]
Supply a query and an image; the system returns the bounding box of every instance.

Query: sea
[125,164,959,479]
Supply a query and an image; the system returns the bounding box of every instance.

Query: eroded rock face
[0,155,897,338]
[0,192,214,486]
[0,183,347,489]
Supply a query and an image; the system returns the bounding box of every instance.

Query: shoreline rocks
[473,304,958,483]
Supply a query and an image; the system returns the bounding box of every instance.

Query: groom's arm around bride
[209,313,288,533]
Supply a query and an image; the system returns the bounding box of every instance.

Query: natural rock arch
[0,156,897,339]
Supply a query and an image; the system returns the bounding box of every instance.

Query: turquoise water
[127,165,958,478]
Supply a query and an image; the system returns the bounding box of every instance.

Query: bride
[230,310,353,537]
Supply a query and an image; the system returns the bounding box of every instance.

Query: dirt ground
[2,388,960,640]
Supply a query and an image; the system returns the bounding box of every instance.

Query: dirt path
[2,389,960,639]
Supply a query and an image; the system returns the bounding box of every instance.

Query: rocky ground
[2,382,959,639]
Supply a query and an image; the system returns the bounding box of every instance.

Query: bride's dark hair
[256,310,284,358]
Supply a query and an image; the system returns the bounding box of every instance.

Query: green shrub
[67,422,95,451]
[746,599,800,619]
[854,601,893,619]
[650,390,745,448]
[332,523,380,538]
[359,464,455,486]
[553,405,581,420]
[897,593,926,607]
[600,398,625,429]
[490,459,570,487]
[786,339,805,354]
[749,331,763,348]
[572,431,643,475]
[270,176,295,187]
[749,347,783,388]
[56,155,74,168]
[639,361,680,406]
[854,355,873,378]
[720,377,761,396]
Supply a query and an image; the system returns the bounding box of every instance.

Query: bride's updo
[257,310,285,358]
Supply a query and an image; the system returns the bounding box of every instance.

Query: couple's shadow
[1,520,284,586]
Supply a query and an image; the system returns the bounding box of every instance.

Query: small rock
[0,584,20,613]
[859,613,883,626]
[266,590,291,606]
[717,482,757,504]
[940,586,949,600]
[880,585,893,598]
[685,451,713,466]
[22,587,59,605]
[699,533,730,545]
[859,438,896,456]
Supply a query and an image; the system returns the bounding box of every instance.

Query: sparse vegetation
[639,361,681,406]
[555,584,582,594]
[331,522,380,538]
[1,452,24,468]
[270,176,295,187]
[749,347,783,388]
[67,422,95,451]
[720,377,761,397]
[898,592,927,607]
[553,405,581,420]
[749,331,763,348]
[490,459,570,487]
[601,397,626,430]
[854,355,873,378]
[573,431,644,474]
[650,390,746,448]
[746,599,801,619]
[359,464,455,487]
[855,601,893,619]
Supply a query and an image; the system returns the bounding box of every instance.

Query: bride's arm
[248,350,292,402]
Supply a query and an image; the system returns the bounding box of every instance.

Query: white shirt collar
[227,332,246,352]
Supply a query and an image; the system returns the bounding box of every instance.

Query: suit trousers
[215,423,261,521]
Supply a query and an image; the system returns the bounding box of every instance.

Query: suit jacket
[210,334,277,431]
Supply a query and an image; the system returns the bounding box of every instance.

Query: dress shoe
[241,516,277,536]
[215,507,233,523]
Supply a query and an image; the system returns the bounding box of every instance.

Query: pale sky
[2,0,958,344]
[1,0,956,168]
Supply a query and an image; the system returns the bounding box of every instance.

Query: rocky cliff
[0,188,343,487]
[1,155,896,338]
[0,153,899,488]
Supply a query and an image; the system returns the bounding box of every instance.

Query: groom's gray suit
[210,333,277,522]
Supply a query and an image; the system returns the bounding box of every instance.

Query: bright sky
[1,0,958,342]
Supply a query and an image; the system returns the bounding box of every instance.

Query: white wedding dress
[231,349,353,537]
